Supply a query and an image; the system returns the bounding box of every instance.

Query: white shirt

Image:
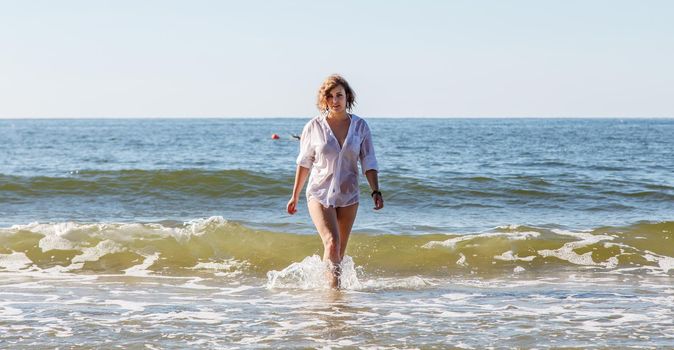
[296,114,378,208]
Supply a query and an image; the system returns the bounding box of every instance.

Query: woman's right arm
[289,121,314,215]
[287,165,310,215]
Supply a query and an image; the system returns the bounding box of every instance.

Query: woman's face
[326,85,347,114]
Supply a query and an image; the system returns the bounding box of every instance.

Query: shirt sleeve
[359,121,378,174]
[296,122,315,169]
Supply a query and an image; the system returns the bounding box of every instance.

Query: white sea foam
[360,276,434,290]
[276,319,326,331]
[184,216,228,237]
[643,251,674,274]
[494,250,536,262]
[495,224,522,230]
[441,293,482,302]
[16,222,109,252]
[456,253,467,266]
[439,310,478,318]
[0,305,23,317]
[191,260,243,271]
[605,256,619,269]
[190,259,248,278]
[211,285,258,295]
[101,299,150,313]
[0,252,34,271]
[123,253,160,276]
[127,310,226,325]
[383,312,413,319]
[38,231,78,251]
[69,239,126,269]
[537,229,616,267]
[167,311,225,324]
[422,231,540,249]
[179,277,219,290]
[13,217,230,251]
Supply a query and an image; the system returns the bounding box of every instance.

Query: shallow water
[2,271,673,349]
[1,218,673,348]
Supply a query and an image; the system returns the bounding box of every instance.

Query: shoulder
[302,116,324,132]
[350,114,372,132]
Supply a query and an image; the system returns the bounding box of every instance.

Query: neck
[327,111,349,120]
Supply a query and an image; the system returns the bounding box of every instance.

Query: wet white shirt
[296,114,378,208]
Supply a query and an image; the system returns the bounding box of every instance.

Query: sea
[1,118,673,349]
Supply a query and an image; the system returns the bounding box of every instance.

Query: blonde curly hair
[316,74,356,112]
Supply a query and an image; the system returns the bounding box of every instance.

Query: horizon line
[1,115,673,120]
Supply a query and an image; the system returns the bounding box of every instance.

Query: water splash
[266,255,363,290]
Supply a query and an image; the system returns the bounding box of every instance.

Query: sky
[1,0,673,118]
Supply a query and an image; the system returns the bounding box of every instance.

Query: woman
[287,74,384,288]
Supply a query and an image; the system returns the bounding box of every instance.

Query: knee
[323,236,340,257]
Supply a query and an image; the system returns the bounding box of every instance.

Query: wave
[0,169,292,198]
[2,170,672,206]
[1,218,673,278]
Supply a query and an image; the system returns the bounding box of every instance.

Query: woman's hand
[288,166,309,215]
[373,192,384,210]
[287,197,299,215]
[365,170,382,210]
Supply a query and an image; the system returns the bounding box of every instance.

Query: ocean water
[1,118,673,349]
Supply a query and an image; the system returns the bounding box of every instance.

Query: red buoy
[271,133,280,140]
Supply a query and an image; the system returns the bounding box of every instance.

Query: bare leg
[336,202,359,260]
[308,199,340,288]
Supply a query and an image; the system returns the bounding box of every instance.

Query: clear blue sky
[1,0,672,118]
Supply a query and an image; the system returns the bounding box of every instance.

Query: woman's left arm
[365,169,383,210]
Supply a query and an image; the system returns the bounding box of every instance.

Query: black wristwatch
[371,190,382,198]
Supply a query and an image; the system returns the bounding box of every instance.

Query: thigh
[307,199,339,245]
[336,202,359,254]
